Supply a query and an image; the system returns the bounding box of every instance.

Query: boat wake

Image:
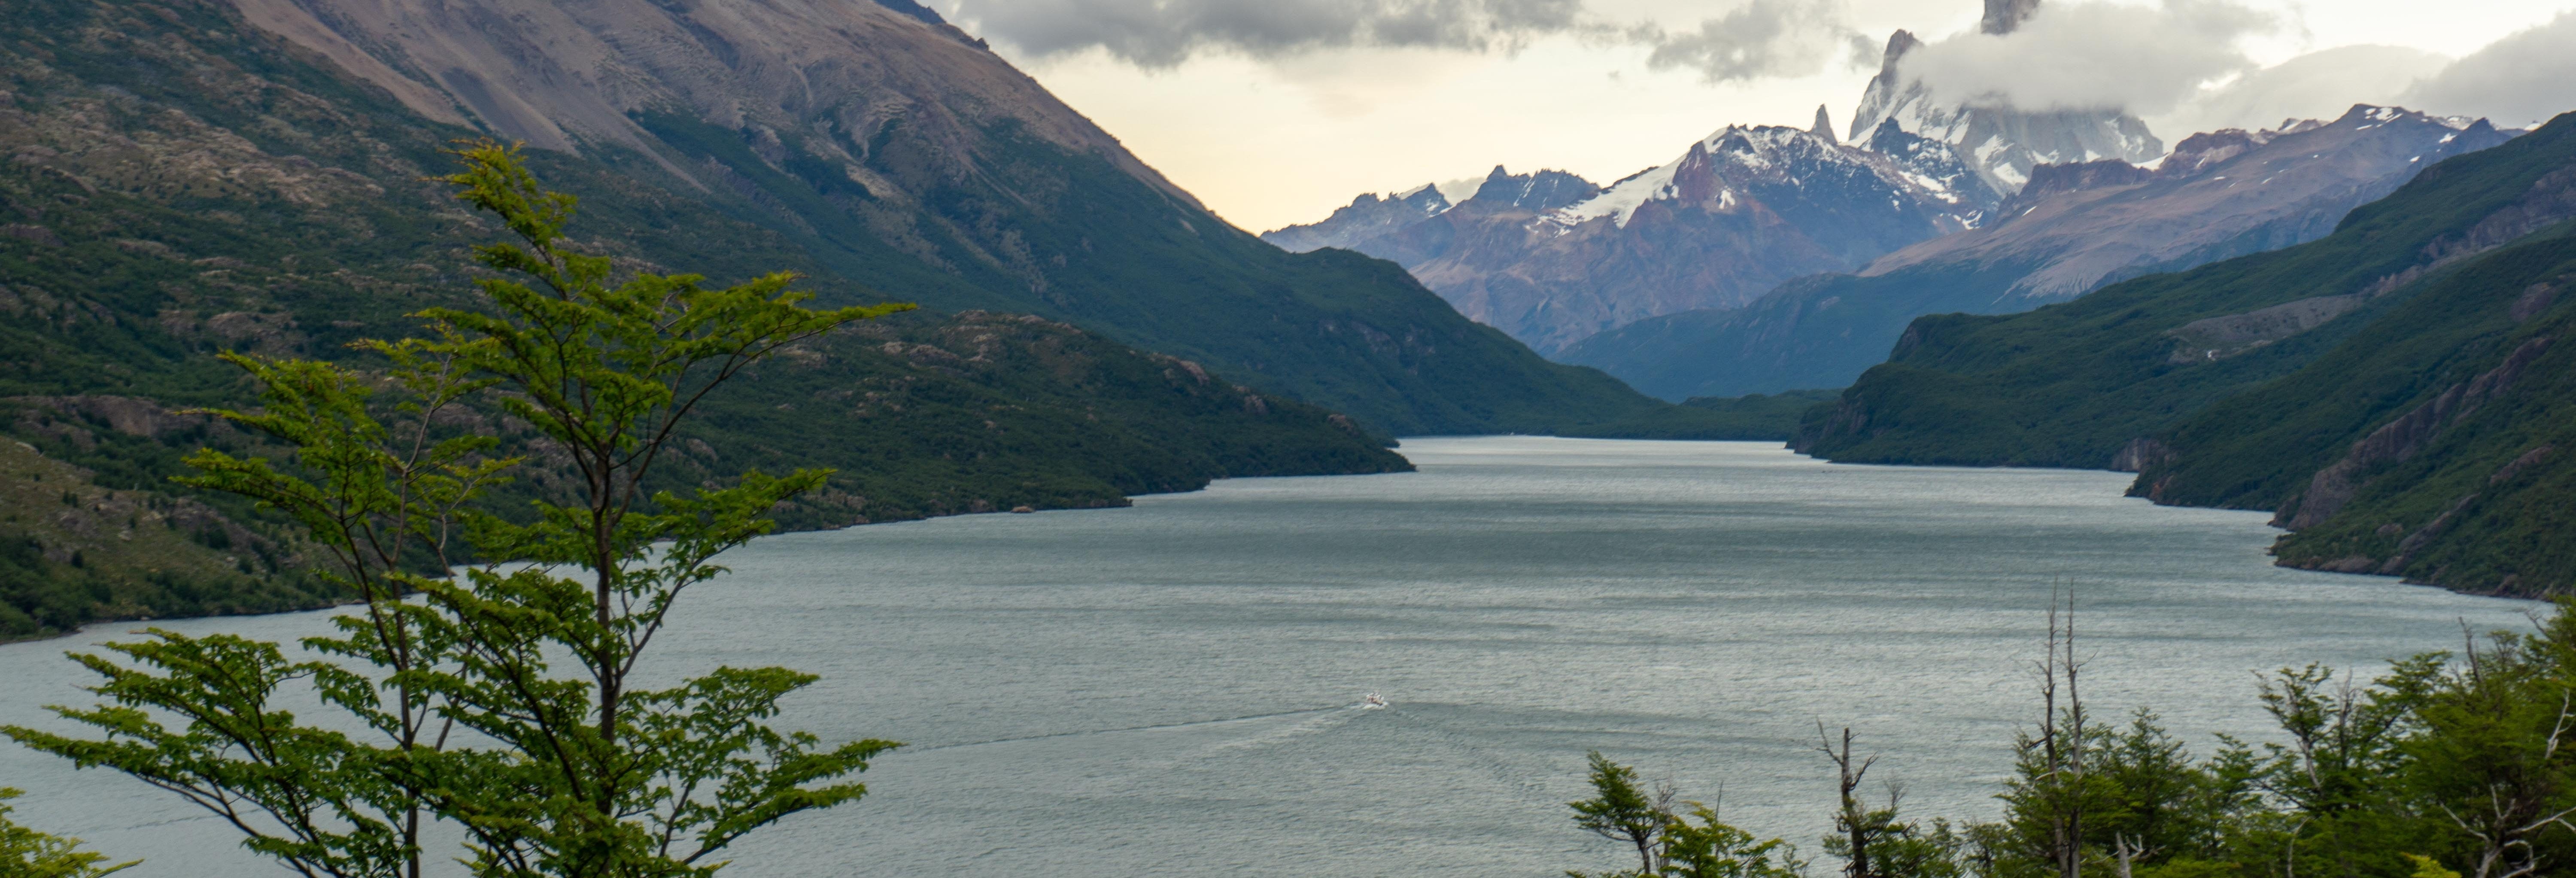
[899,699,1390,755]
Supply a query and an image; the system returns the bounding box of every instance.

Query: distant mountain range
[1266,121,2001,355]
[1795,111,2576,594]
[1261,0,2176,358]
[1264,0,2533,409]
[1564,106,2515,399]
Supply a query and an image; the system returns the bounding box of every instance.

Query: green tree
[1574,750,1669,877]
[0,788,134,877]
[3,142,909,878]
[1568,752,1802,878]
[1659,802,1805,878]
[2382,613,2576,878]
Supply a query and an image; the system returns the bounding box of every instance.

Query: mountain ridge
[207,0,1678,437]
[1561,105,2515,400]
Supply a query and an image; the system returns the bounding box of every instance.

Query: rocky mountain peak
[1468,167,1601,213]
[1847,23,2161,194]
[1812,105,1838,143]
[2158,128,2272,178]
[1849,30,1922,142]
[1261,184,1453,252]
[1982,0,2041,35]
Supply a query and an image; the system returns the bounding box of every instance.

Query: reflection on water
[0,438,2537,876]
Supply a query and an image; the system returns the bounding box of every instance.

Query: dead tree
[1819,723,1883,878]
[2035,586,2090,878]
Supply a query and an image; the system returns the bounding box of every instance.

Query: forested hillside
[1794,112,2576,594]
[0,0,1413,639]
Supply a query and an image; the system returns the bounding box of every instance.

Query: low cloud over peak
[1897,0,2279,118]
[1896,0,2277,119]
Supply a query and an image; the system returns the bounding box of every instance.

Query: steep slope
[0,0,1410,639]
[211,0,1661,435]
[1564,107,2514,399]
[1792,112,2576,479]
[2127,226,2576,592]
[1273,126,1998,355]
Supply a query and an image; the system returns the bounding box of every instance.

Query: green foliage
[1568,752,1804,878]
[1569,601,2576,878]
[0,788,134,877]
[1574,750,1670,876]
[4,146,899,877]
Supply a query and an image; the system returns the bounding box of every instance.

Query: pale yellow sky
[950,0,2576,232]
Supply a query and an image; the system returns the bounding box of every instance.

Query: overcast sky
[930,0,2576,232]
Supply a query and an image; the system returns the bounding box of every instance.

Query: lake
[0,437,2538,876]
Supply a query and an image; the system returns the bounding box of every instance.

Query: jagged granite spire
[1811,105,1838,143]
[1981,0,2039,34]
[1848,30,1921,141]
[1844,0,2159,195]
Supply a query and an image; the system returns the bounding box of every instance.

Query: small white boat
[1361,693,1388,708]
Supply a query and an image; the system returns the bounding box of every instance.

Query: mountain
[0,0,1529,640]
[1847,32,2162,195]
[1265,125,1999,355]
[1261,185,1452,254]
[1563,106,2515,399]
[1789,112,2576,592]
[1261,0,2178,358]
[206,0,1668,437]
[1848,0,2163,195]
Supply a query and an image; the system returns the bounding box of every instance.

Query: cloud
[944,0,1589,67]
[2402,11,2576,129]
[1639,0,1872,84]
[1898,0,2278,117]
[2148,44,2449,138]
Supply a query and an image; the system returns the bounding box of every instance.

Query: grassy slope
[0,0,1404,639]
[1796,114,2576,468]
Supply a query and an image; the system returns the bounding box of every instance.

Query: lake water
[0,437,2540,876]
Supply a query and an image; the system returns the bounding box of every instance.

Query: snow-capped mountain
[1256,0,2202,355]
[1848,25,2163,194]
[1559,104,2517,400]
[1264,123,2001,354]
